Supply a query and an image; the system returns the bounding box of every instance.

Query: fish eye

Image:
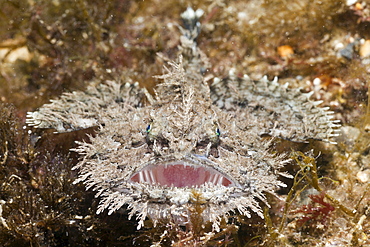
[146,124,152,133]
[216,128,220,136]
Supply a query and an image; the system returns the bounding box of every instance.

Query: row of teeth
[135,169,226,186]
[208,173,225,185]
[137,170,156,184]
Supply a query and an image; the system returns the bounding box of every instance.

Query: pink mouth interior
[130,162,233,188]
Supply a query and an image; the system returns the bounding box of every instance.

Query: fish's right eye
[146,124,152,133]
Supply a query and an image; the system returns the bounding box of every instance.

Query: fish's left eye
[216,128,221,136]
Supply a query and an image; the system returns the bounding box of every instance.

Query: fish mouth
[129,160,236,188]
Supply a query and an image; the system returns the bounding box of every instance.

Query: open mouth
[129,161,235,188]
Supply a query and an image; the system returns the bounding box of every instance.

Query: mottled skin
[26,8,339,230]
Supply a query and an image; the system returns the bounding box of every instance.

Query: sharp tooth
[139,171,144,183]
[212,174,219,184]
[144,170,150,183]
[149,170,155,184]
[208,174,214,183]
[217,176,224,185]
[147,170,152,184]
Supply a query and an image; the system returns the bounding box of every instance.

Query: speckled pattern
[26,8,340,231]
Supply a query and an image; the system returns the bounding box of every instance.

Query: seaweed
[263,151,369,246]
[0,103,141,246]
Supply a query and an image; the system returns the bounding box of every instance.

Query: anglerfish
[26,8,340,231]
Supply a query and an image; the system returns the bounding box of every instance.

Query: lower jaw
[129,161,235,188]
[124,180,240,206]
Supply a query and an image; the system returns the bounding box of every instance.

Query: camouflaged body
[27,8,340,230]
